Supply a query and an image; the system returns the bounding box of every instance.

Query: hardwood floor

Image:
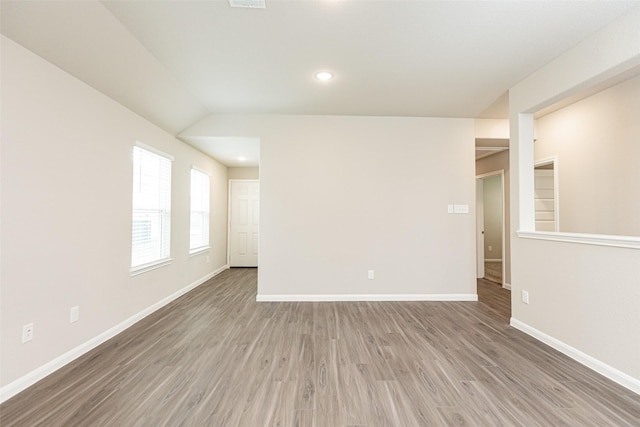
[2,268,639,426]
[477,278,510,322]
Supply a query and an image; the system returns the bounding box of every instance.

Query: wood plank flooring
[2,268,639,426]
[477,278,510,322]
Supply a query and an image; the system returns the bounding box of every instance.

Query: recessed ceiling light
[238,156,246,162]
[314,71,334,81]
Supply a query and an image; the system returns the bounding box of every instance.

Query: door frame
[475,169,506,285]
[476,178,485,279]
[227,179,260,267]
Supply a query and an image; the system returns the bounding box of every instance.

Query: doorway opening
[476,171,505,285]
[476,170,510,320]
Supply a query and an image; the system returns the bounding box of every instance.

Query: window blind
[190,168,210,252]
[131,145,172,270]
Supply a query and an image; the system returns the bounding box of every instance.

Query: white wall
[509,7,640,392]
[475,119,509,140]
[183,115,477,299]
[535,74,640,237]
[228,167,259,180]
[0,37,228,396]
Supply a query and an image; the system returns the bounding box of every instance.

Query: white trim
[518,113,536,231]
[475,170,505,179]
[134,140,174,161]
[510,318,640,395]
[129,257,173,276]
[256,294,478,302]
[517,230,640,250]
[475,147,508,152]
[476,177,485,279]
[0,265,229,404]
[503,282,512,290]
[189,246,210,257]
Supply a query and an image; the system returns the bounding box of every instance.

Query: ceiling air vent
[229,0,266,9]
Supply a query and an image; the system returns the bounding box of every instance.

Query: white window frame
[130,142,174,275]
[189,166,211,254]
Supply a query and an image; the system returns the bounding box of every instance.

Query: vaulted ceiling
[2,1,638,164]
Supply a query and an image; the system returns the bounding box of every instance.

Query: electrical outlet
[521,290,530,304]
[70,306,80,323]
[206,255,210,264]
[488,245,492,251]
[22,323,34,343]
[368,270,375,280]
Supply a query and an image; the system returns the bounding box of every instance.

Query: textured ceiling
[2,0,638,165]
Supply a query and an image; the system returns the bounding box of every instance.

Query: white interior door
[229,180,259,267]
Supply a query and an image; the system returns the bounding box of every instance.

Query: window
[131,144,173,272]
[190,168,210,253]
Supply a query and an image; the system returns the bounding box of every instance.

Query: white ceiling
[187,137,260,168]
[2,1,639,166]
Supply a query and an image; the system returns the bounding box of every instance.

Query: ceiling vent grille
[229,0,266,9]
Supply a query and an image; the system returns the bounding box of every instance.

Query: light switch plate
[454,204,469,214]
[70,306,80,323]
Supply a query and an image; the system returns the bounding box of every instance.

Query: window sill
[130,258,173,276]
[517,231,640,250]
[189,247,210,257]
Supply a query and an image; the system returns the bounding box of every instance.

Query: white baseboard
[510,318,640,395]
[503,282,511,290]
[484,258,503,262]
[0,264,229,404]
[256,294,478,302]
